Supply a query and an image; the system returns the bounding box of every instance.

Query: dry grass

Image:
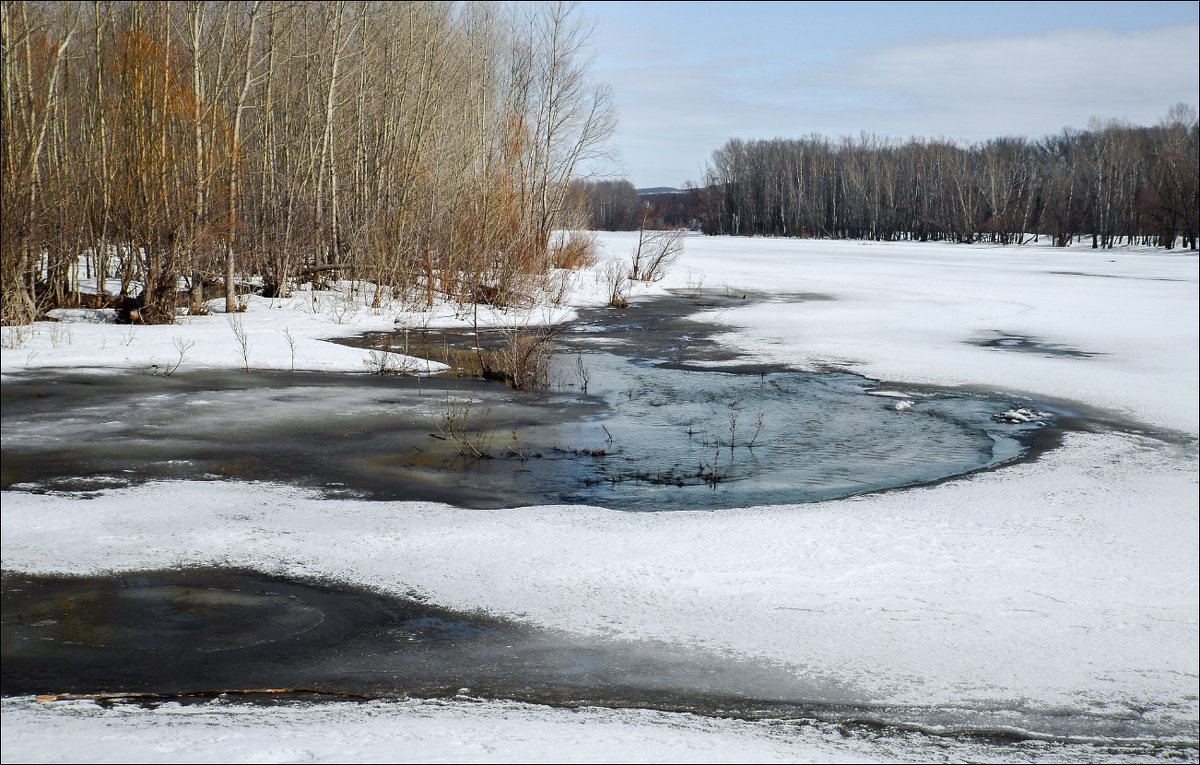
[549,231,598,270]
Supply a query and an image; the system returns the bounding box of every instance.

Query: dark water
[0,568,848,705]
[0,363,1054,510]
[1,296,1062,510]
[1,294,1191,758]
[3,569,1194,758]
[970,330,1100,358]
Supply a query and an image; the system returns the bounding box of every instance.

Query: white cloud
[595,23,1200,186]
[846,24,1200,139]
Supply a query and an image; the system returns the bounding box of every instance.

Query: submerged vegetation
[1,1,614,325]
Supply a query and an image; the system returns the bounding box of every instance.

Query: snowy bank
[0,277,605,378]
[594,233,1198,436]
[3,236,1197,761]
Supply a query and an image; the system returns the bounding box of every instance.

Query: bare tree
[630,223,683,283]
[698,110,1197,251]
[513,1,615,265]
[1,0,623,325]
[220,0,260,312]
[1,2,78,322]
[572,178,641,230]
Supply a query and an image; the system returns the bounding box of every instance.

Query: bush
[549,231,598,270]
[480,322,563,390]
[601,259,630,308]
[630,228,684,282]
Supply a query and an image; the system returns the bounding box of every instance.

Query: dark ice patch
[970,331,1099,359]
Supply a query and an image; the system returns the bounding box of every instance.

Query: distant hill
[636,186,683,196]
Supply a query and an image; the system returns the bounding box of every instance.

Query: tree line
[568,180,698,231]
[2,0,614,324]
[697,108,1198,249]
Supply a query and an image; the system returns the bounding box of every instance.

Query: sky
[577,1,1200,188]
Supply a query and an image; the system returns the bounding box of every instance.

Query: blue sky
[578,1,1200,188]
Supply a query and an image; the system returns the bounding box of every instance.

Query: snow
[1,280,593,378]
[993,407,1052,424]
[2,235,1198,761]
[3,432,1195,719]
[1,697,896,764]
[602,233,1198,436]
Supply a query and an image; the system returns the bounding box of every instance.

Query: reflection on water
[543,351,1042,509]
[3,569,1191,755]
[0,353,1054,510]
[1,290,1061,511]
[0,569,847,704]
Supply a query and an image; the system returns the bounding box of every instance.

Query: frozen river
[3,294,1062,511]
[3,234,1196,763]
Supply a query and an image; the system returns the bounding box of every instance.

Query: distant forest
[577,108,1199,251]
[3,2,1197,330]
[2,1,613,324]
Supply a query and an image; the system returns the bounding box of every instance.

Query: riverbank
[3,235,1197,762]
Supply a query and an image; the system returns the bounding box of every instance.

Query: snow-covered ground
[3,235,1198,763]
[0,279,584,377]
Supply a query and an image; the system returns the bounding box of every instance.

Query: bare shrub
[549,230,598,270]
[49,322,72,347]
[748,412,765,448]
[164,337,194,377]
[600,258,630,308]
[575,351,590,393]
[537,269,575,307]
[364,341,426,376]
[1,324,33,349]
[330,290,359,324]
[630,228,684,283]
[482,321,564,390]
[227,314,251,372]
[283,327,298,371]
[435,395,493,458]
[364,349,403,375]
